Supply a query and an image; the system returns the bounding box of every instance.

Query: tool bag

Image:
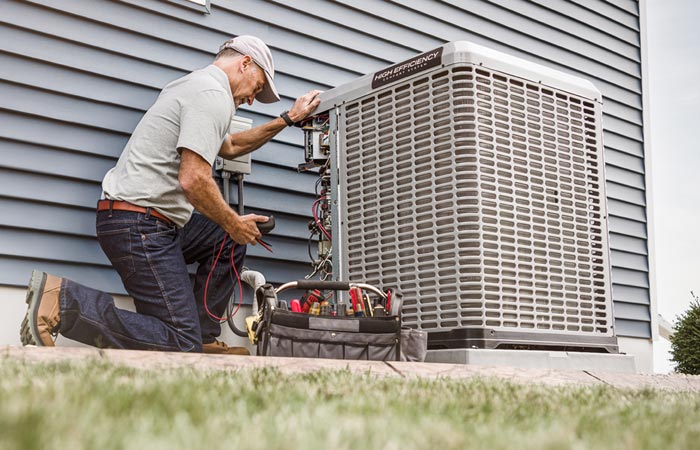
[254,280,402,361]
[257,309,401,360]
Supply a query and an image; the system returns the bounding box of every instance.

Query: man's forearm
[220,117,288,159]
[220,89,323,159]
[183,173,239,235]
[180,148,265,245]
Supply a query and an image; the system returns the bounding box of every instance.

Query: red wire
[203,235,243,322]
[312,197,332,241]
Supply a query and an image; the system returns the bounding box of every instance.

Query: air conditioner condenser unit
[310,41,618,353]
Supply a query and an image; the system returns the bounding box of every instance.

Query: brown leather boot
[20,270,62,347]
[202,340,250,355]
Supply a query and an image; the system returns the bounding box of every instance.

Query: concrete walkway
[3,345,700,392]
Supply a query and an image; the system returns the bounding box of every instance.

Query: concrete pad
[587,371,700,392]
[260,356,398,378]
[427,348,637,373]
[3,345,102,363]
[387,360,601,388]
[1,346,399,378]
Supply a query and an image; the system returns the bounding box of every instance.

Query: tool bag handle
[275,280,387,299]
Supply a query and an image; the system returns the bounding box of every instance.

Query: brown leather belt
[97,200,174,226]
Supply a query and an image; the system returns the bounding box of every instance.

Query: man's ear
[240,55,253,72]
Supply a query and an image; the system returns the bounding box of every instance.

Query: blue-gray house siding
[0,0,651,337]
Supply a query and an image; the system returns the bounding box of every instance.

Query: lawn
[0,358,698,450]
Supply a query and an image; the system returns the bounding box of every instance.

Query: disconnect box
[215,115,253,174]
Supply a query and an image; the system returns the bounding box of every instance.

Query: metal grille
[339,64,613,339]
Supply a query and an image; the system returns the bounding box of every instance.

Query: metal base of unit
[428,329,619,354]
[426,348,637,373]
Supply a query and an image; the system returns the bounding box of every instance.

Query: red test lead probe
[255,216,275,253]
[256,237,273,253]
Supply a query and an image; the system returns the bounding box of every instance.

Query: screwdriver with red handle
[349,287,364,317]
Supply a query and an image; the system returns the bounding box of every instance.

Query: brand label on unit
[371,47,444,89]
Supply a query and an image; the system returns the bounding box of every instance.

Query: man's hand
[218,89,323,159]
[228,214,267,245]
[288,90,322,123]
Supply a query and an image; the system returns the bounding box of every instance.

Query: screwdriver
[350,287,364,317]
[364,294,374,317]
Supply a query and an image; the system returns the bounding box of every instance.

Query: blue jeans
[58,209,246,352]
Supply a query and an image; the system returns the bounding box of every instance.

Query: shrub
[670,294,700,375]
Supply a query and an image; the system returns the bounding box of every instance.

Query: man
[19,35,321,354]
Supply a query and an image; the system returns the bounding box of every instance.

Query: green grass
[1,359,699,450]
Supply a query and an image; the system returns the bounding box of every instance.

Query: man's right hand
[228,214,268,245]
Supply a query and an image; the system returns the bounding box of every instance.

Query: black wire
[225,245,248,338]
[307,232,316,262]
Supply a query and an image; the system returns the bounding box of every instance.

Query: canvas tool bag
[254,280,402,361]
[257,308,402,361]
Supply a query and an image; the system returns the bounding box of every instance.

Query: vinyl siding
[0,0,650,337]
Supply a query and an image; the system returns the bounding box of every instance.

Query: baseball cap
[218,35,280,104]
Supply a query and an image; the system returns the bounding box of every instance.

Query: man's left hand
[288,90,322,123]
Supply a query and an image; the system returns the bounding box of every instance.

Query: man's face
[233,61,266,108]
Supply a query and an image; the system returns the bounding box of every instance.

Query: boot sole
[19,270,48,346]
[203,350,251,355]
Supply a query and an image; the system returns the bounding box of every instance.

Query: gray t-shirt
[102,65,234,227]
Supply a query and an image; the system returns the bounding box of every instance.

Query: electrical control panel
[304,116,330,163]
[300,114,333,281]
[215,115,253,175]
